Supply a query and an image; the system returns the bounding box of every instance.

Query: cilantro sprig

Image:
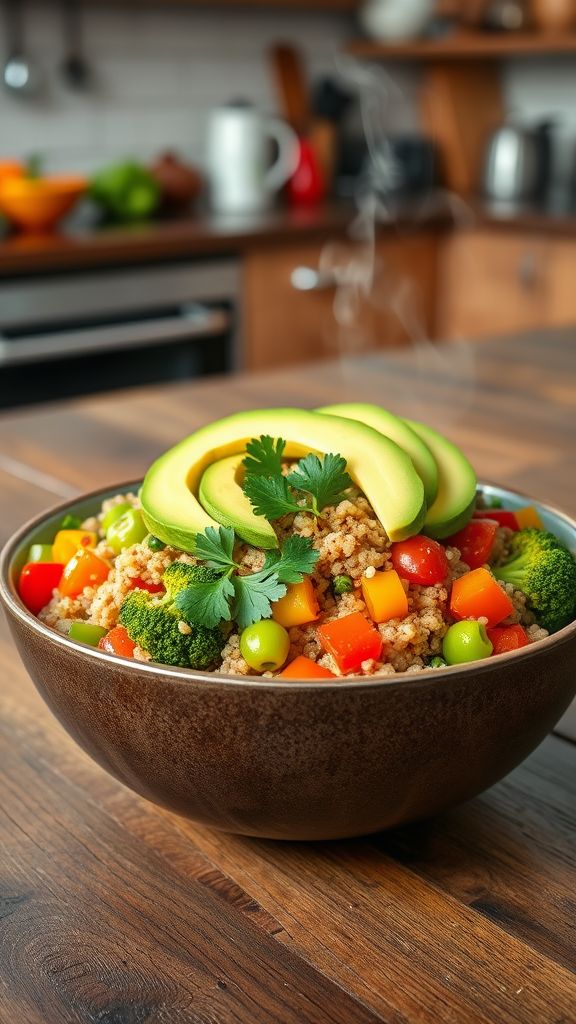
[175,527,319,630]
[243,435,286,477]
[242,436,353,523]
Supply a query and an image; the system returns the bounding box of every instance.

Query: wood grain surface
[0,328,575,1024]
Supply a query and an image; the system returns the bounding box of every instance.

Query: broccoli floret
[162,560,218,599]
[508,527,560,557]
[119,561,223,668]
[494,529,576,633]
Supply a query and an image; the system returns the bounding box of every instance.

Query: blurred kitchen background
[2,0,576,408]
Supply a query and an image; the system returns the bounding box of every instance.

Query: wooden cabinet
[243,233,439,370]
[545,240,576,328]
[436,229,576,341]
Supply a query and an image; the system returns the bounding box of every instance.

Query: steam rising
[322,57,478,424]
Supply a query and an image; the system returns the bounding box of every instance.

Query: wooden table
[1,329,575,1024]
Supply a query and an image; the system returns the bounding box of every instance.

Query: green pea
[240,620,290,673]
[333,574,353,595]
[28,543,53,563]
[68,622,108,647]
[486,497,503,509]
[106,508,148,554]
[101,502,133,532]
[429,655,447,668]
[146,534,166,552]
[60,513,82,529]
[442,621,493,666]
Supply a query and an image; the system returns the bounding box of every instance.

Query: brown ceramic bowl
[1,481,576,840]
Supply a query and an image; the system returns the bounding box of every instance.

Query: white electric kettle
[206,101,298,214]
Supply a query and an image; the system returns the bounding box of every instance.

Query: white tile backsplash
[2,3,576,186]
[0,1,352,173]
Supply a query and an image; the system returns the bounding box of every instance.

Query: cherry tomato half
[391,535,449,586]
[472,509,519,531]
[18,562,64,615]
[447,518,498,570]
[486,624,529,656]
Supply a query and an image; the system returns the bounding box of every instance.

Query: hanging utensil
[3,0,39,96]
[60,0,90,90]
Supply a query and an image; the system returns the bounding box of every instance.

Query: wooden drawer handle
[518,252,539,291]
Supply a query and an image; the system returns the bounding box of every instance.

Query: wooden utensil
[269,44,310,135]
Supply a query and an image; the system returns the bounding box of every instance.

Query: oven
[0,258,240,408]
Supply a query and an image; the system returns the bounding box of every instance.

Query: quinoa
[38,487,553,675]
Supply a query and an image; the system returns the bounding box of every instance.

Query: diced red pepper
[317,612,383,674]
[473,509,519,531]
[448,519,498,570]
[98,625,136,658]
[487,624,530,656]
[128,577,165,594]
[18,562,65,615]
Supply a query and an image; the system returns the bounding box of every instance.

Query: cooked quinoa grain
[38,487,553,675]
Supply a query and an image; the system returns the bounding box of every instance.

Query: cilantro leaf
[175,573,235,628]
[243,435,286,478]
[243,474,302,520]
[287,453,352,515]
[264,535,319,583]
[193,525,237,570]
[232,569,287,630]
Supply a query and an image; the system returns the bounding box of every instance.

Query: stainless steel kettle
[481,120,553,203]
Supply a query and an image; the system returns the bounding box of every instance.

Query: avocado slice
[140,408,426,551]
[199,454,278,549]
[404,419,476,539]
[317,402,438,507]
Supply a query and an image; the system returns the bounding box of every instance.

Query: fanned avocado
[199,454,278,549]
[404,419,476,539]
[140,408,426,551]
[317,402,438,507]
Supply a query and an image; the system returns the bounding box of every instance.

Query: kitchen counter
[0,203,359,276]
[2,197,576,278]
[1,328,575,1023]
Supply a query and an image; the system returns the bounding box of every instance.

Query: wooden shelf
[348,32,576,61]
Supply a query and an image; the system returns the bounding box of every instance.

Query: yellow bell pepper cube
[514,505,544,531]
[361,569,408,623]
[272,577,320,628]
[52,529,97,566]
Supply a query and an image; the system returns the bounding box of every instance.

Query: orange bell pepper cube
[272,577,320,628]
[361,569,408,623]
[98,625,136,658]
[514,505,544,531]
[52,529,97,566]
[59,548,110,598]
[278,655,336,680]
[450,567,514,627]
[487,624,529,656]
[317,612,383,674]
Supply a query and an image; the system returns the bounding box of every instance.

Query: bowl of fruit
[1,405,575,839]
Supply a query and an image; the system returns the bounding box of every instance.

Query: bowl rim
[2,477,576,693]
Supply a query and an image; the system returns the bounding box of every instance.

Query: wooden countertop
[1,328,575,1023]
